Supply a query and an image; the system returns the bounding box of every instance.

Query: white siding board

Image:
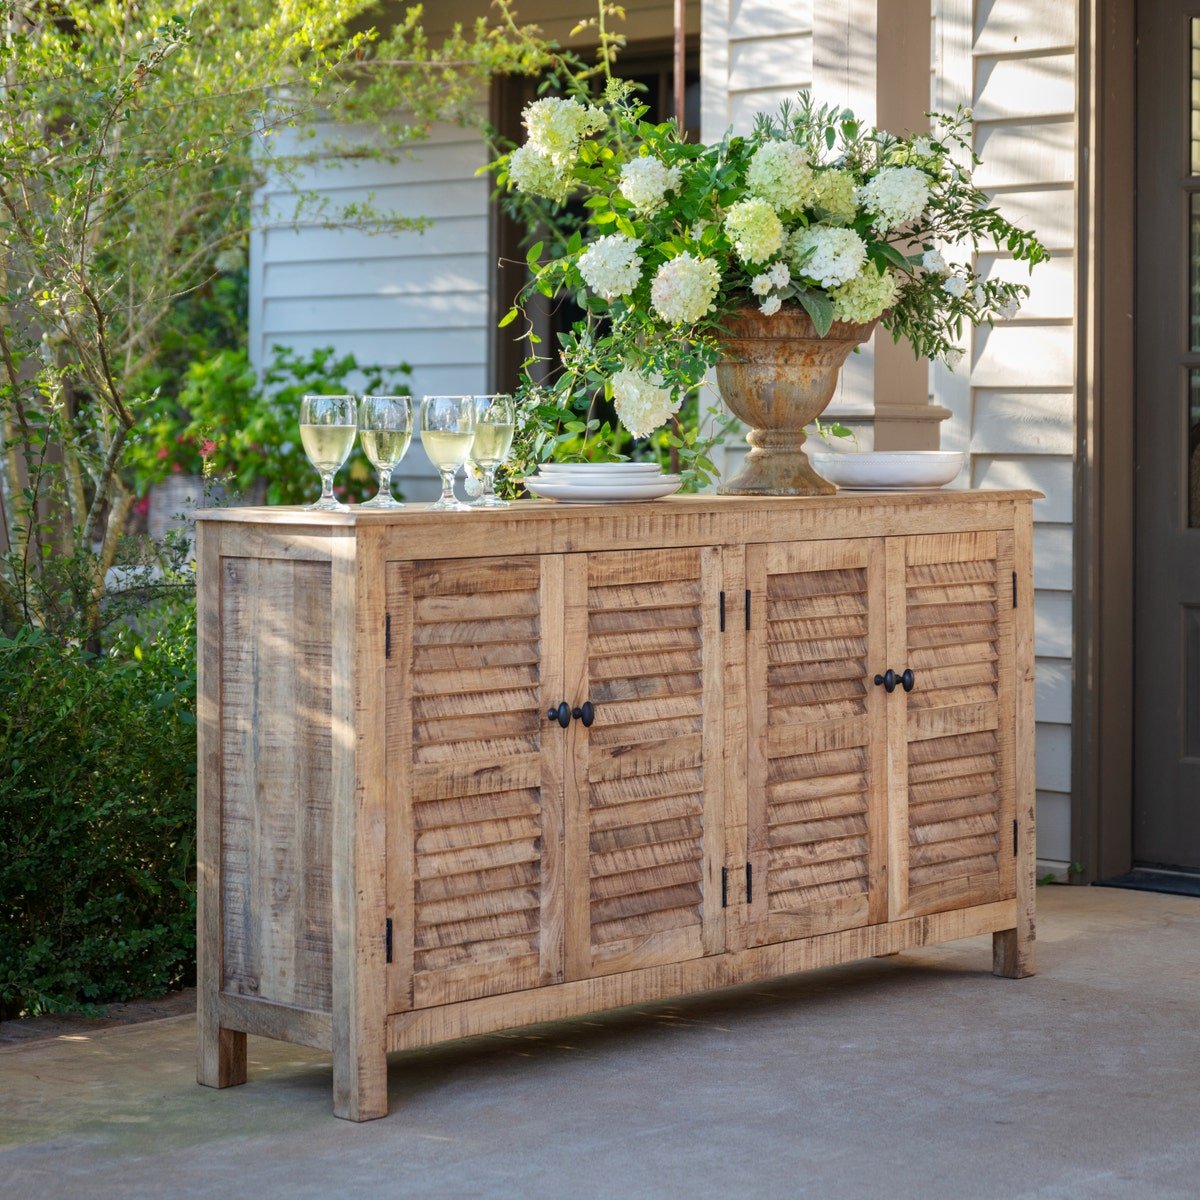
[973,0,1075,56]
[1036,790,1072,863]
[731,87,812,129]
[978,254,1074,321]
[972,456,1073,522]
[262,179,488,225]
[730,0,813,40]
[263,292,488,336]
[1036,723,1072,795]
[261,217,484,263]
[1036,657,1073,726]
[972,325,1074,389]
[972,391,1075,455]
[264,255,484,298]
[1034,590,1073,659]
[984,188,1075,251]
[1033,523,1073,591]
[974,121,1075,189]
[973,52,1075,121]
[728,33,814,91]
[259,140,490,194]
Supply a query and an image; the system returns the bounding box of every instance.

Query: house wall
[700,0,1077,868]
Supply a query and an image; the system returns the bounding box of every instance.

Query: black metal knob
[572,701,595,727]
[874,669,898,694]
[547,701,570,728]
[900,668,915,693]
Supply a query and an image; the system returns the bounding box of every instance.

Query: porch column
[813,0,951,449]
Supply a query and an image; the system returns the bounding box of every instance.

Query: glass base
[466,494,511,508]
[428,497,473,512]
[305,495,350,512]
[359,494,405,509]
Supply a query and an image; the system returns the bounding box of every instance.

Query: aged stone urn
[716,307,878,495]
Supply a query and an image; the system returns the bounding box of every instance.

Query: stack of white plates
[525,462,683,503]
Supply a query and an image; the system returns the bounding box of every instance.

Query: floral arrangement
[492,83,1046,482]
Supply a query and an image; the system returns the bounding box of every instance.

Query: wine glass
[465,394,515,508]
[299,394,357,511]
[358,395,413,509]
[419,395,476,512]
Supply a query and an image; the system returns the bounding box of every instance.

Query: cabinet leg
[333,1043,389,1122]
[992,926,1036,979]
[197,1022,247,1089]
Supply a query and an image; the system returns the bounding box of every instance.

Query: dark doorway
[1133,1,1200,870]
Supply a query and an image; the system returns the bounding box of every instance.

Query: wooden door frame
[1072,0,1136,881]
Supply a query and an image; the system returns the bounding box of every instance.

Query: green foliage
[0,602,198,1019]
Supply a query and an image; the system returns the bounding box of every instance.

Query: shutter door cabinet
[196,493,1037,1121]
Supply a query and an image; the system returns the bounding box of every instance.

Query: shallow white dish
[525,476,682,503]
[810,450,965,491]
[537,462,662,475]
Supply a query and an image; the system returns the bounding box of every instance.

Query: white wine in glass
[299,394,357,511]
[419,395,475,512]
[466,394,515,508]
[358,394,413,510]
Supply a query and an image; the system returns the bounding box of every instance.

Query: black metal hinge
[721,866,729,908]
[719,591,726,632]
[1012,571,1018,609]
[1013,820,1019,857]
[745,862,753,903]
[385,917,394,963]
[745,589,752,630]
[385,612,392,658]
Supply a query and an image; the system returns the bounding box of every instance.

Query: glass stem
[377,466,393,502]
[440,467,456,505]
[483,464,497,499]
[321,470,335,503]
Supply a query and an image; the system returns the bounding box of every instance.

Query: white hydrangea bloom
[829,266,899,324]
[507,144,569,202]
[944,347,966,370]
[577,234,643,300]
[618,156,683,214]
[759,295,782,316]
[768,260,791,289]
[522,96,606,165]
[857,165,929,229]
[921,248,947,273]
[650,253,722,325]
[745,141,815,213]
[723,198,784,265]
[790,225,868,289]
[942,275,968,299]
[999,296,1021,320]
[611,366,680,437]
[750,273,773,297]
[972,283,987,307]
[812,169,858,223]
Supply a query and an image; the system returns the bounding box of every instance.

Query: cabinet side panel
[219,556,333,1011]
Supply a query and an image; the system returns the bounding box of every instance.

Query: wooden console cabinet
[196,493,1037,1121]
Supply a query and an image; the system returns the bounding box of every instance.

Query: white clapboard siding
[936,0,1077,864]
[250,117,491,497]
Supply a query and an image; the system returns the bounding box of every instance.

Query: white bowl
[810,450,965,490]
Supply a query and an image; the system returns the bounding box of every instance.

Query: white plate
[810,450,965,490]
[525,476,683,503]
[538,462,663,474]
[531,471,674,487]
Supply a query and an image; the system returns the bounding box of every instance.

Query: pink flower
[133,496,150,517]
[199,440,217,459]
[157,447,169,460]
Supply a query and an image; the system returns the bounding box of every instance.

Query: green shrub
[0,601,198,1019]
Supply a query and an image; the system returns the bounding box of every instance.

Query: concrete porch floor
[2,886,1198,1199]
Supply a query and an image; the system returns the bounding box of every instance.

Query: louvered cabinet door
[888,532,1018,920]
[563,547,725,979]
[743,540,888,946]
[385,556,565,1012]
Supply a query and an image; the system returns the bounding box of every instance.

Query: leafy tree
[0,0,562,643]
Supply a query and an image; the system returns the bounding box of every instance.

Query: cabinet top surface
[195,490,1039,528]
